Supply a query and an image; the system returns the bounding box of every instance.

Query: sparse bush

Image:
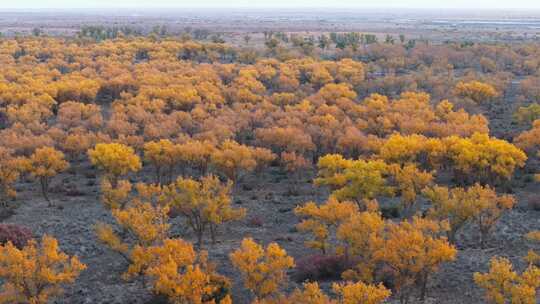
[293,254,352,282]
[0,224,32,249]
[247,216,264,228]
[526,194,540,211]
[380,205,400,219]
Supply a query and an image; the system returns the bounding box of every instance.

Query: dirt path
[486,77,525,140]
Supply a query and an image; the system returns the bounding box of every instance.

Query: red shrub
[247,216,264,227]
[293,254,353,282]
[0,224,33,249]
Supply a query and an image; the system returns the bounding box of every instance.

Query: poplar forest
[0,8,539,304]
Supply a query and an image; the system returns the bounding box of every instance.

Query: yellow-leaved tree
[378,133,446,170]
[253,281,390,304]
[332,281,391,304]
[100,179,133,209]
[388,163,433,215]
[378,133,526,186]
[424,184,515,246]
[27,146,69,206]
[211,139,259,182]
[294,197,358,254]
[337,210,386,283]
[443,133,527,185]
[474,257,539,304]
[469,187,515,248]
[280,151,311,190]
[513,103,540,126]
[128,238,231,304]
[525,230,540,265]
[230,238,294,301]
[88,142,142,187]
[375,217,457,303]
[174,140,216,176]
[0,235,86,304]
[515,119,540,155]
[95,193,171,280]
[0,147,27,206]
[454,80,499,104]
[143,139,178,185]
[89,143,142,210]
[162,174,245,247]
[253,282,331,304]
[96,178,232,303]
[315,154,432,213]
[314,154,393,209]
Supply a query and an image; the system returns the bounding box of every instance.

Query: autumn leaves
[0,146,69,207]
[88,142,243,304]
[0,36,539,304]
[85,139,401,304]
[0,236,86,303]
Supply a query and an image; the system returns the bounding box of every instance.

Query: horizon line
[2,6,540,11]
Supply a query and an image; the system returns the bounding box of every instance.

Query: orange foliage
[27,146,69,205]
[0,235,86,304]
[0,148,27,205]
[454,80,499,104]
[230,238,294,300]
[375,217,457,303]
[162,175,245,247]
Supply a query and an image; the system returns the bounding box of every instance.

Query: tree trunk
[419,272,429,301]
[210,224,217,245]
[41,177,52,207]
[196,230,203,249]
[155,166,161,185]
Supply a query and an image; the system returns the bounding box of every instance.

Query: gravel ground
[4,159,539,304]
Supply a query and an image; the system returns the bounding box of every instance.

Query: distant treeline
[77,25,146,41]
[9,23,424,53]
[75,25,228,42]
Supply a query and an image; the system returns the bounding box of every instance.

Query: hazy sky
[2,0,540,9]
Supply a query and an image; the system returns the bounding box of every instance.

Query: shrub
[380,205,400,219]
[529,199,540,211]
[0,224,33,249]
[293,254,352,282]
[247,216,264,228]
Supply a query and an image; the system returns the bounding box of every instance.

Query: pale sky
[2,0,540,10]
